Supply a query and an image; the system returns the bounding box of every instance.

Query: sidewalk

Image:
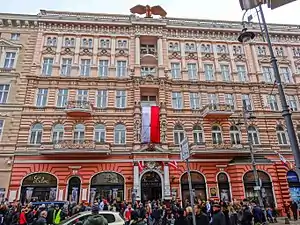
[276,217,298,224]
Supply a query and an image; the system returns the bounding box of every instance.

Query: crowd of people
[0,198,297,225]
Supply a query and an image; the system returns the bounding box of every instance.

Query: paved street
[277,218,298,225]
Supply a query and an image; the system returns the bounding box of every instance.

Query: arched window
[70,38,75,46]
[173,124,185,145]
[46,37,52,46]
[297,125,300,143]
[168,42,173,50]
[82,38,88,47]
[217,173,231,202]
[64,38,70,46]
[185,43,190,51]
[94,124,106,143]
[230,126,241,145]
[181,171,206,201]
[73,124,85,143]
[67,177,81,203]
[30,123,43,144]
[276,125,288,145]
[211,125,222,144]
[193,125,204,144]
[114,124,126,144]
[247,126,260,145]
[52,124,64,143]
[52,37,57,46]
[174,43,179,51]
[88,39,93,48]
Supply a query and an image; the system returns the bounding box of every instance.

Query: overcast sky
[1,0,300,25]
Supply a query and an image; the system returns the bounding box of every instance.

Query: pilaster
[135,36,140,65]
[164,162,171,199]
[133,162,140,200]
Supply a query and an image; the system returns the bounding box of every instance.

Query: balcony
[190,141,249,154]
[140,45,157,64]
[39,140,111,155]
[202,103,234,119]
[65,101,93,117]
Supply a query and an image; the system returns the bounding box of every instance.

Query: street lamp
[236,109,265,210]
[238,3,300,179]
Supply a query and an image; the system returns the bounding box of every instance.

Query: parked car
[59,211,125,225]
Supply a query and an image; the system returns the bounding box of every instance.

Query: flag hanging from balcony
[169,161,178,170]
[141,106,160,143]
[138,161,145,172]
[275,151,293,169]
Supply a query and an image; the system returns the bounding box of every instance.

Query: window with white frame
[11,33,20,41]
[230,126,241,145]
[94,124,106,143]
[30,123,43,144]
[96,90,107,108]
[212,125,223,144]
[247,126,260,145]
[172,92,183,109]
[52,124,64,144]
[173,124,185,145]
[286,95,298,111]
[42,58,54,76]
[98,60,109,77]
[276,125,288,145]
[241,94,252,110]
[267,95,279,111]
[237,65,248,82]
[220,64,231,81]
[100,39,110,48]
[117,40,127,48]
[115,90,126,108]
[0,120,4,140]
[73,124,85,143]
[280,67,293,84]
[60,58,72,76]
[141,67,156,76]
[64,37,75,47]
[0,84,10,104]
[76,90,88,102]
[116,61,127,77]
[169,42,180,52]
[201,44,212,53]
[4,52,16,69]
[171,63,181,79]
[36,89,48,107]
[193,125,204,144]
[187,63,198,80]
[204,64,214,81]
[224,93,234,109]
[114,124,126,144]
[46,37,57,46]
[262,66,275,83]
[80,59,91,76]
[56,89,68,107]
[257,46,266,55]
[81,38,93,48]
[207,93,218,105]
[189,92,201,109]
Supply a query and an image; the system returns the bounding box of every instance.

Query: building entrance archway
[67,177,81,203]
[141,171,162,201]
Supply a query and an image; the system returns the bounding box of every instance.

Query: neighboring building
[0,15,38,197]
[2,9,300,207]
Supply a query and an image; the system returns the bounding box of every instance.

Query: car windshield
[59,213,80,224]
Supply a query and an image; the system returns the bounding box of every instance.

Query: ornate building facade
[1,9,300,208]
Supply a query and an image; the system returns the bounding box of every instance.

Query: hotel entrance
[141,171,162,201]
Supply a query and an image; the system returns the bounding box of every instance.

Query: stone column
[74,36,81,64]
[135,36,140,65]
[157,37,163,66]
[133,162,140,200]
[164,162,171,200]
[111,38,116,66]
[55,35,63,64]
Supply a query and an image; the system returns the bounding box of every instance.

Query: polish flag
[138,161,144,172]
[169,161,178,169]
[275,151,292,169]
[141,106,160,143]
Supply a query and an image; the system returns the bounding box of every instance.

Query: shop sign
[287,171,299,183]
[22,173,57,186]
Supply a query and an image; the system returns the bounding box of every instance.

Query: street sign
[239,0,267,10]
[180,138,190,160]
[267,0,296,9]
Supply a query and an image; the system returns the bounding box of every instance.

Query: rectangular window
[116,90,126,108]
[76,90,88,102]
[36,89,48,107]
[237,65,248,82]
[287,95,298,111]
[80,59,91,76]
[262,66,275,83]
[116,61,127,77]
[56,89,68,107]
[189,93,200,109]
[172,92,183,109]
[141,67,156,76]
[224,93,234,109]
[98,60,109,77]
[96,90,107,108]
[204,64,214,81]
[267,95,279,111]
[187,63,198,80]
[11,33,20,41]
[241,94,252,110]
[171,63,181,79]
[207,93,218,105]
[280,67,293,84]
[4,52,16,69]
[42,58,54,76]
[220,64,230,81]
[61,58,72,76]
[0,84,10,104]
[0,120,4,140]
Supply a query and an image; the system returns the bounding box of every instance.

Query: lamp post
[236,109,265,209]
[237,3,300,179]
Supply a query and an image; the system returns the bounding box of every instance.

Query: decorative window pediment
[0,38,22,49]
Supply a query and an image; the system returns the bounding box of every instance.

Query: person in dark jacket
[47,204,55,225]
[211,204,226,225]
[83,214,108,225]
[240,204,253,225]
[35,211,47,225]
[194,204,209,225]
[251,201,264,224]
[174,208,186,225]
[291,201,298,221]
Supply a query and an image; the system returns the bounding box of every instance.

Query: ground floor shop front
[7,155,300,210]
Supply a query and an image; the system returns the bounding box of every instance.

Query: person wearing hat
[193,204,209,225]
[211,204,226,225]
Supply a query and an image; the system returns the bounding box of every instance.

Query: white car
[59,211,125,225]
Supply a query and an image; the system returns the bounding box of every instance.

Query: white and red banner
[169,161,178,169]
[141,106,160,143]
[275,151,293,169]
[138,161,144,172]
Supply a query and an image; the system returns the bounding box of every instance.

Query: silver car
[59,211,125,225]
